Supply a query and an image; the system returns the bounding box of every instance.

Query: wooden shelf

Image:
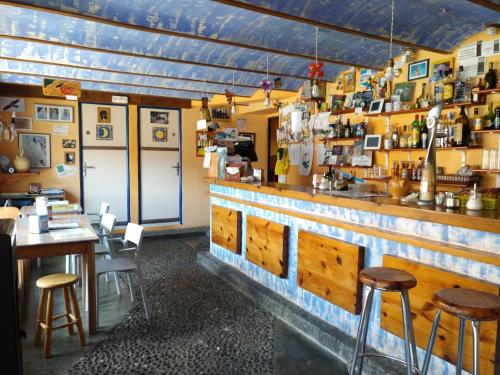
[382,146,481,152]
[472,88,499,96]
[471,128,500,134]
[365,102,474,117]
[330,108,368,116]
[471,169,500,174]
[302,97,325,102]
[362,177,390,181]
[318,164,371,169]
[321,137,364,142]
[410,181,472,188]
[0,172,40,185]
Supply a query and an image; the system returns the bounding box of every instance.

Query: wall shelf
[472,88,499,96]
[330,108,367,116]
[471,169,500,174]
[364,102,474,118]
[379,146,481,152]
[362,177,390,181]
[0,172,40,185]
[471,128,500,134]
[318,164,371,169]
[321,137,364,142]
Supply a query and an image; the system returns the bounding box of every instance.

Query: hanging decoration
[199,80,211,122]
[228,72,237,114]
[260,55,272,107]
[274,77,282,89]
[309,27,324,98]
[0,113,17,143]
[384,0,401,82]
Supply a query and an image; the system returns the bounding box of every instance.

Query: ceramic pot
[13,149,30,172]
[388,175,411,200]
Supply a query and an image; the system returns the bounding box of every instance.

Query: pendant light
[384,0,396,82]
[231,71,237,114]
[199,80,211,122]
[311,27,321,98]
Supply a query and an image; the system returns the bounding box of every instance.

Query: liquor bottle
[416,158,423,181]
[417,83,431,109]
[443,69,455,105]
[485,62,497,89]
[391,126,399,149]
[472,78,486,104]
[434,71,445,104]
[411,115,420,148]
[359,121,366,138]
[399,126,408,148]
[384,124,392,150]
[453,105,470,146]
[494,107,500,130]
[407,126,413,148]
[484,102,495,128]
[344,118,351,138]
[420,116,428,149]
[454,66,466,103]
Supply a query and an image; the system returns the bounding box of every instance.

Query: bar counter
[206,178,500,375]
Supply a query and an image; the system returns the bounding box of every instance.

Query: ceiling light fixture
[384,0,399,82]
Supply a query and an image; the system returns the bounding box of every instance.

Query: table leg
[83,243,96,334]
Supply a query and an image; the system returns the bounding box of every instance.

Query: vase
[388,175,411,200]
[13,149,30,172]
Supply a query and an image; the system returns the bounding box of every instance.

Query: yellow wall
[1,97,269,229]
[285,30,500,191]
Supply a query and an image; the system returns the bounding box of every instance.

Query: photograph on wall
[42,78,81,98]
[196,130,208,157]
[96,124,113,141]
[431,57,454,79]
[35,105,48,120]
[342,70,356,93]
[408,59,429,81]
[97,107,111,123]
[64,151,75,165]
[239,132,255,145]
[152,127,168,142]
[150,111,169,124]
[49,107,59,121]
[18,133,51,168]
[393,82,416,102]
[34,104,73,122]
[15,117,32,131]
[0,97,25,112]
[62,139,76,148]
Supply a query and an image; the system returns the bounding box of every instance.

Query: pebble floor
[21,235,347,375]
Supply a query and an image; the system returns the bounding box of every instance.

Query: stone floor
[21,235,347,375]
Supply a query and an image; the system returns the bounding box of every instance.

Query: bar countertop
[205,178,500,235]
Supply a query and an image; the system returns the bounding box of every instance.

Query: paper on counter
[50,228,95,241]
[316,143,327,166]
[288,143,301,165]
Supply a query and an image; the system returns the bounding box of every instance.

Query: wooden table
[20,204,82,216]
[15,214,98,334]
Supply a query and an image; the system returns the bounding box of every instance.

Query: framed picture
[222,127,238,140]
[343,70,356,93]
[96,124,113,140]
[211,106,231,120]
[62,139,76,148]
[364,135,382,150]
[408,59,429,81]
[34,104,73,122]
[152,127,168,142]
[368,99,384,114]
[196,130,208,157]
[329,95,345,111]
[0,97,25,112]
[150,111,169,124]
[393,82,416,102]
[18,133,51,168]
[431,57,454,79]
[239,132,255,144]
[64,151,75,165]
[97,107,111,123]
[15,117,32,131]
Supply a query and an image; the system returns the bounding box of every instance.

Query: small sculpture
[13,148,30,172]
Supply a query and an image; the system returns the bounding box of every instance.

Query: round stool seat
[36,273,78,289]
[432,288,500,321]
[360,267,417,291]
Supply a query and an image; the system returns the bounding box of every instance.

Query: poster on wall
[97,107,111,123]
[18,133,51,168]
[150,111,169,124]
[0,97,25,112]
[152,127,168,142]
[96,124,113,140]
[42,78,81,98]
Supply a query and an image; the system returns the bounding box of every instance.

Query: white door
[80,103,129,224]
[139,107,181,225]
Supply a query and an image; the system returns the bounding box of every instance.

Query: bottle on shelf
[495,107,500,130]
[411,114,421,148]
[344,118,351,138]
[454,66,466,103]
[407,126,413,148]
[485,62,497,90]
[453,105,470,146]
[420,115,428,149]
[443,69,455,105]
[471,78,486,104]
[484,102,495,128]
[359,121,366,138]
[384,124,392,150]
[391,126,399,149]
[417,83,431,109]
[434,71,445,104]
[399,126,408,148]
[416,158,423,181]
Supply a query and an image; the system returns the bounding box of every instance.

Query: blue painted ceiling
[0,0,497,100]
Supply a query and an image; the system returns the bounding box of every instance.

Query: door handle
[83,162,96,177]
[171,162,180,176]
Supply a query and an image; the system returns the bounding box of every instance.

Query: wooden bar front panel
[297,230,365,315]
[381,255,499,375]
[245,215,289,278]
[211,205,242,254]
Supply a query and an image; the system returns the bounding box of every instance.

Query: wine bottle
[485,62,496,89]
[443,69,455,105]
[472,78,486,104]
[411,115,420,148]
[391,126,399,149]
[453,106,469,146]
[454,66,466,103]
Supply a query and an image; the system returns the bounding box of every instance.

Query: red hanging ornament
[308,61,324,79]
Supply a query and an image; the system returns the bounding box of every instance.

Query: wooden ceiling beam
[467,0,500,12]
[0,34,309,81]
[0,0,379,70]
[0,70,217,99]
[0,56,295,93]
[212,0,450,55]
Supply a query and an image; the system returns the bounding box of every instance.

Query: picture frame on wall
[393,82,416,102]
[64,151,75,165]
[18,133,51,168]
[0,97,25,112]
[431,57,455,79]
[342,70,356,93]
[368,99,384,114]
[408,59,429,81]
[97,107,111,123]
[15,117,32,131]
[239,132,255,145]
[196,130,208,157]
[34,104,74,123]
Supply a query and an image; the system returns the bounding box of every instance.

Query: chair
[95,223,151,327]
[35,273,86,358]
[422,288,500,375]
[87,202,110,227]
[4,199,12,207]
[349,267,418,375]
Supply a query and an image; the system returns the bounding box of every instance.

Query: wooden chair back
[0,207,20,219]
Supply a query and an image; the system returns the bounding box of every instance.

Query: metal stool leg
[401,291,413,375]
[471,320,480,375]
[421,309,442,375]
[456,317,466,375]
[402,291,419,371]
[349,287,374,375]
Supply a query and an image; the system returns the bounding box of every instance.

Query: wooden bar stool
[422,288,500,375]
[35,273,86,358]
[349,267,418,375]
